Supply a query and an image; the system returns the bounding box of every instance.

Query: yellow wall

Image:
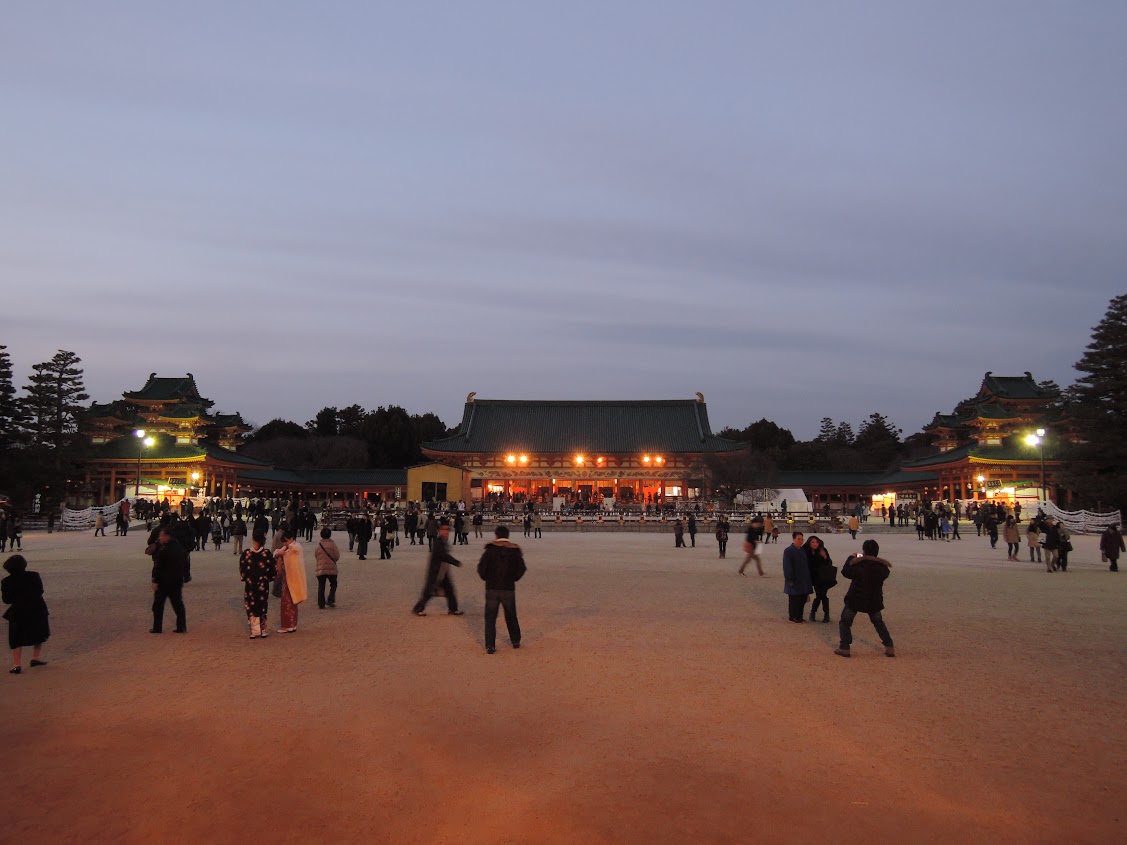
[406,463,471,503]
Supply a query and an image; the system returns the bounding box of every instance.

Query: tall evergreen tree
[834,421,855,446]
[0,344,25,449]
[816,417,836,443]
[1059,293,1127,512]
[21,349,89,448]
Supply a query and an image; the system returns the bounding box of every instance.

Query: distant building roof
[238,468,406,487]
[979,371,1059,401]
[123,373,212,407]
[89,433,207,462]
[423,398,744,455]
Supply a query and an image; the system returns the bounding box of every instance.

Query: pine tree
[855,412,902,449]
[816,417,836,443]
[21,349,90,448]
[1059,293,1127,512]
[834,421,855,446]
[0,344,25,449]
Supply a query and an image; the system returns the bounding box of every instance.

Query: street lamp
[1024,429,1046,503]
[133,430,154,498]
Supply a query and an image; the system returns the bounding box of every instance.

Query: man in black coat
[412,522,462,617]
[356,514,373,560]
[477,524,526,654]
[834,539,894,658]
[150,526,188,634]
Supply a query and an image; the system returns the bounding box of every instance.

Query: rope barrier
[1036,501,1122,535]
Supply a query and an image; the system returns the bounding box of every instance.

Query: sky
[2,2,1125,440]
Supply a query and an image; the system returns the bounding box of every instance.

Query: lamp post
[1024,428,1046,504]
[133,430,155,499]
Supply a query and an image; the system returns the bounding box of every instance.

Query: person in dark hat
[834,539,895,658]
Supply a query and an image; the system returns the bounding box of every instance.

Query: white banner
[60,499,129,530]
[1037,501,1122,535]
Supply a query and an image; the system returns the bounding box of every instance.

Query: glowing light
[1036,428,1046,437]
[143,436,154,447]
[643,455,651,464]
[134,428,146,439]
[1024,434,1041,447]
[575,455,585,465]
[977,475,985,483]
[506,454,516,464]
[519,455,528,464]
[655,456,664,465]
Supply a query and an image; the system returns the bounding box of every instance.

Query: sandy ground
[0,525,1124,844]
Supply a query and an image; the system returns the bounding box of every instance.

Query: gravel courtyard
[1,526,1123,844]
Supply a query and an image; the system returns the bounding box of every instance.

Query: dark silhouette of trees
[22,349,89,448]
[1057,293,1127,513]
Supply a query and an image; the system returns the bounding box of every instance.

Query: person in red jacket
[834,539,895,658]
[476,524,526,654]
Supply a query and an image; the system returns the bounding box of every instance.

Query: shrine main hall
[418,393,742,505]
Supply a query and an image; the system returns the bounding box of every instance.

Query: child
[834,539,895,658]
[940,515,951,541]
[211,520,223,551]
[770,525,780,544]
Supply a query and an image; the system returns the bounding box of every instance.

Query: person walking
[687,514,697,548]
[412,523,463,617]
[1056,521,1072,572]
[472,510,483,540]
[379,515,393,560]
[804,535,837,623]
[477,524,526,654]
[1026,520,1042,564]
[94,513,107,537]
[424,513,439,551]
[715,516,729,559]
[3,555,50,674]
[273,530,308,633]
[1100,524,1124,572]
[1003,516,1021,561]
[1041,517,1061,572]
[314,528,341,609]
[238,532,276,639]
[150,526,188,634]
[533,511,543,539]
[355,514,372,560]
[673,518,685,548]
[738,516,764,576]
[782,531,813,623]
[834,539,896,658]
[231,515,247,557]
[847,514,859,541]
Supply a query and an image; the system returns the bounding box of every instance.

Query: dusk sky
[3,2,1125,440]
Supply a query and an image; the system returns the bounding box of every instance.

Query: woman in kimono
[3,555,50,673]
[273,530,308,633]
[239,532,276,639]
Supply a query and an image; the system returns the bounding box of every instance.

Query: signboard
[896,492,918,500]
[168,477,188,488]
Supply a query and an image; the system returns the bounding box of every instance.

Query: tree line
[1,293,1124,513]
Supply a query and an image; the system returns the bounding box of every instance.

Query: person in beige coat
[314,528,341,609]
[1003,516,1022,561]
[273,530,308,633]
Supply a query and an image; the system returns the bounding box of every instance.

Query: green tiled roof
[902,442,1059,469]
[239,468,406,487]
[969,403,1015,420]
[124,373,212,407]
[778,469,940,488]
[160,403,205,420]
[89,433,206,461]
[423,398,744,454]
[980,372,1058,401]
[204,443,271,467]
[208,412,249,428]
[924,412,969,430]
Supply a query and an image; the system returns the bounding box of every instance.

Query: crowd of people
[5,494,1125,674]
